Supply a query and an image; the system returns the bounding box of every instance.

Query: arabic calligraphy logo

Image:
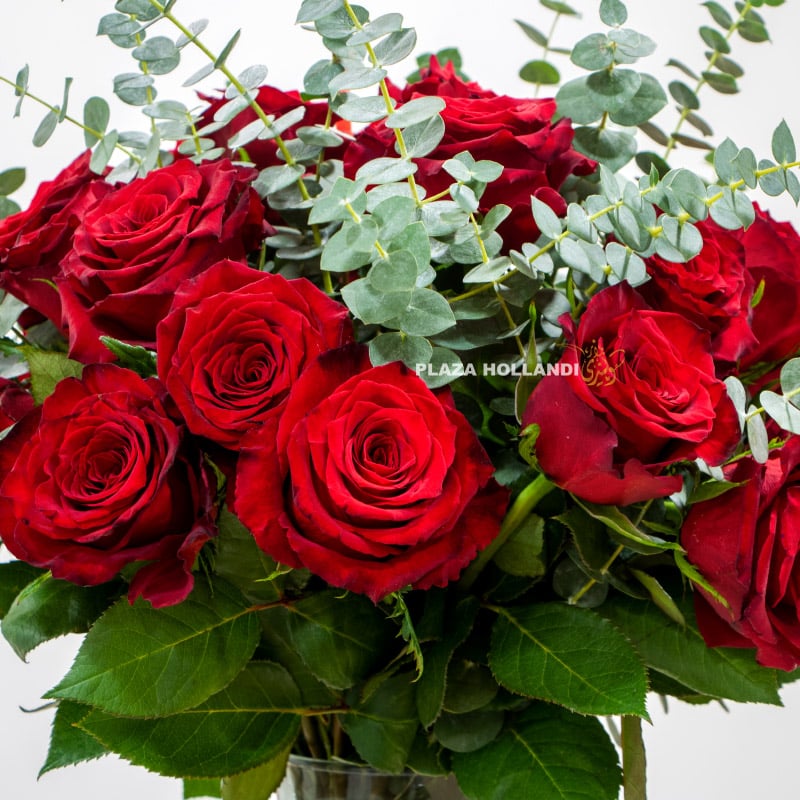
[578,340,625,387]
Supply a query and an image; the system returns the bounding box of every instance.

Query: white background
[1,1,800,798]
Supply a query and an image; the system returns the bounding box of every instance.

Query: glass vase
[274,756,468,800]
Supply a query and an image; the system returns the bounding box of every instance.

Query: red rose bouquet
[0,1,798,799]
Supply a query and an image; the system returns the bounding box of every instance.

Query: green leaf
[355,157,417,185]
[221,745,291,800]
[0,562,44,619]
[703,1,734,28]
[341,673,418,772]
[46,578,260,717]
[342,279,412,324]
[586,68,642,112]
[540,0,580,15]
[531,196,562,239]
[59,77,72,122]
[571,33,613,70]
[33,109,59,147]
[22,348,83,405]
[738,17,770,42]
[760,391,800,433]
[297,0,347,23]
[40,701,108,776]
[402,114,446,158]
[115,0,161,20]
[78,663,302,778]
[434,709,504,752]
[0,167,25,196]
[83,97,110,147]
[702,70,738,94]
[285,591,393,691]
[713,53,745,77]
[369,332,433,370]
[667,58,699,80]
[2,574,120,660]
[573,127,636,171]
[600,0,628,27]
[416,596,479,727]
[685,110,714,136]
[369,252,419,292]
[493,515,547,578]
[519,60,560,85]
[320,219,377,271]
[373,28,417,66]
[386,96,445,129]
[669,80,700,110]
[114,73,155,106]
[700,25,731,53]
[89,130,119,175]
[0,197,21,219]
[515,19,548,46]
[599,594,781,704]
[556,76,604,124]
[389,288,457,337]
[772,119,796,164]
[452,704,621,800]
[132,36,180,75]
[185,779,222,799]
[489,603,649,717]
[214,29,241,68]
[609,73,667,125]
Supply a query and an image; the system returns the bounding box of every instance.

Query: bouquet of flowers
[0,0,798,798]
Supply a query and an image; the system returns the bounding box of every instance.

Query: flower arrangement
[0,1,798,799]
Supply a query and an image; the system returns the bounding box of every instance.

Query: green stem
[459,474,555,591]
[622,716,647,800]
[664,0,753,158]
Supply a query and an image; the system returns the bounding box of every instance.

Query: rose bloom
[234,346,509,602]
[0,376,33,432]
[0,151,111,327]
[736,207,800,376]
[343,57,595,251]
[522,283,740,506]
[57,158,267,362]
[157,259,352,450]
[194,85,346,171]
[683,436,800,670]
[641,217,756,365]
[0,364,217,608]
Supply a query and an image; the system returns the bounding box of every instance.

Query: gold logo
[577,341,625,387]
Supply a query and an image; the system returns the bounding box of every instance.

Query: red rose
[522,283,740,505]
[737,207,800,375]
[0,375,33,431]
[683,436,800,670]
[343,57,595,251]
[0,364,217,608]
[0,151,111,327]
[57,158,268,362]
[233,346,508,602]
[641,218,757,365]
[194,85,345,171]
[157,259,352,450]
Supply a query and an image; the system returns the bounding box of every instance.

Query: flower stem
[459,473,555,591]
[622,715,648,800]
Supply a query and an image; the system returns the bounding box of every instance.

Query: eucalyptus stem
[0,76,140,163]
[663,0,753,158]
[533,12,562,98]
[459,473,555,591]
[621,715,647,800]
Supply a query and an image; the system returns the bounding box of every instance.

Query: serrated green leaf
[0,562,44,619]
[453,704,621,800]
[341,674,418,772]
[2,574,120,660]
[78,662,301,778]
[22,348,83,405]
[493,515,546,578]
[40,701,108,777]
[490,603,649,717]
[46,578,260,717]
[599,593,781,703]
[221,745,290,800]
[185,779,222,799]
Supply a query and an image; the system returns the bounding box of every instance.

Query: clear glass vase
[274,756,467,800]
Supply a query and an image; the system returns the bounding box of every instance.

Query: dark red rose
[683,436,800,670]
[343,57,595,251]
[641,218,757,365]
[0,151,111,327]
[0,375,33,431]
[522,283,740,505]
[737,207,800,376]
[194,85,346,171]
[57,158,268,362]
[0,364,217,608]
[233,346,508,602]
[157,259,352,450]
